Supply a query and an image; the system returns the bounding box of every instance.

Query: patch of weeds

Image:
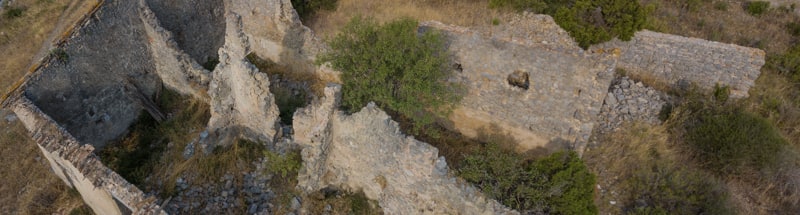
[712,84,730,104]
[4,7,24,19]
[714,1,728,11]
[305,189,382,214]
[747,1,770,16]
[99,87,210,187]
[68,205,94,215]
[491,18,500,26]
[786,22,800,37]
[264,150,302,178]
[50,48,68,63]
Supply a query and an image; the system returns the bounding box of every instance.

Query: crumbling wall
[138,0,212,102]
[294,85,517,214]
[422,18,617,152]
[9,97,165,215]
[143,0,225,66]
[592,30,766,98]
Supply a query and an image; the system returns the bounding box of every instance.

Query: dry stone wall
[422,19,617,152]
[294,85,517,214]
[10,97,165,215]
[592,30,765,98]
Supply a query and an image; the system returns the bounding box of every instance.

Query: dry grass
[0,120,88,214]
[642,0,796,54]
[0,0,101,214]
[307,0,507,38]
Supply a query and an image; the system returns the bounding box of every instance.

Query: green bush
[786,22,800,37]
[319,17,462,133]
[4,7,24,19]
[768,44,800,83]
[489,0,648,49]
[459,144,597,214]
[291,0,337,22]
[686,105,788,175]
[747,1,770,16]
[264,150,302,178]
[714,1,729,11]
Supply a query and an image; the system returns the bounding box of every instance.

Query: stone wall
[9,97,165,215]
[422,18,618,152]
[138,0,212,102]
[592,30,766,98]
[294,85,517,214]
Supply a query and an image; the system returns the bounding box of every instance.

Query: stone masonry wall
[10,97,165,215]
[592,30,765,98]
[422,18,617,152]
[294,85,517,214]
[138,0,213,102]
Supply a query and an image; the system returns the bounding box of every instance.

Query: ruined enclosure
[0,0,770,213]
[23,0,160,149]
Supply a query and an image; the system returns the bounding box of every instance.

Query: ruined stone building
[0,0,764,214]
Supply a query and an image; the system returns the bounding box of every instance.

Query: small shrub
[491,18,500,26]
[291,0,338,22]
[264,150,302,178]
[767,44,800,83]
[489,0,648,49]
[786,22,800,37]
[459,144,597,214]
[747,1,770,16]
[319,17,462,134]
[625,158,731,214]
[4,7,24,19]
[685,105,788,175]
[712,84,730,104]
[50,48,68,63]
[714,1,729,11]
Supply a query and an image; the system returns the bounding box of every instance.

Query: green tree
[319,17,462,133]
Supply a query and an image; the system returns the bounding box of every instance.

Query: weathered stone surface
[295,86,517,215]
[21,0,160,149]
[10,97,165,215]
[592,30,765,98]
[422,20,617,152]
[596,77,670,133]
[206,14,280,142]
[138,0,212,102]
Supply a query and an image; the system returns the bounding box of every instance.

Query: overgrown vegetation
[585,124,733,214]
[100,88,211,186]
[677,89,789,175]
[264,150,302,178]
[304,189,383,214]
[50,48,68,63]
[459,143,597,214]
[768,43,800,83]
[290,0,337,22]
[4,7,24,19]
[747,1,771,16]
[489,0,648,48]
[319,17,462,134]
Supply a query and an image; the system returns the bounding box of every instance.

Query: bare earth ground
[0,0,99,214]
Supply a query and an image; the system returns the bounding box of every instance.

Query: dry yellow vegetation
[0,0,99,213]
